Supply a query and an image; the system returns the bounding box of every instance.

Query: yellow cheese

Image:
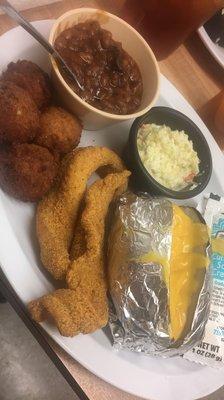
[138,252,170,288]
[133,204,209,342]
[169,205,209,341]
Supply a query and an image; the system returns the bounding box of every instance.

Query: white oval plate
[198,26,224,69]
[0,20,224,400]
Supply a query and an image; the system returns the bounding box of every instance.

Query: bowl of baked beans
[49,8,160,130]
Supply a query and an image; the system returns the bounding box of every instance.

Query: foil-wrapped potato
[108,192,211,357]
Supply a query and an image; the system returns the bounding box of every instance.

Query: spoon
[0,0,84,91]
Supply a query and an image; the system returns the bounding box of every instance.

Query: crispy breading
[36,147,125,280]
[28,287,108,336]
[0,143,58,202]
[29,171,130,336]
[0,81,40,144]
[2,60,52,110]
[67,170,130,289]
[70,219,86,260]
[35,106,82,154]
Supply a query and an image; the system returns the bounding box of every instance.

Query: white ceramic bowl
[49,8,160,130]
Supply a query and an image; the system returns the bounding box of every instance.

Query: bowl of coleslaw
[126,106,212,199]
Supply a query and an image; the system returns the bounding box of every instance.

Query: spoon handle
[0,0,55,55]
[0,0,84,91]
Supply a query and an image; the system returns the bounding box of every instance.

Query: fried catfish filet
[36,146,125,280]
[29,170,130,336]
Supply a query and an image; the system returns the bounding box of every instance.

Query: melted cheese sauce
[169,205,209,341]
[138,205,209,342]
[139,251,170,288]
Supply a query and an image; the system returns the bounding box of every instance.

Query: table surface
[0,1,223,400]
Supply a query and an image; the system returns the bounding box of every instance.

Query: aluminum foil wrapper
[108,192,211,357]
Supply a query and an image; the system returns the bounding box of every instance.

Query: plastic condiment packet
[184,193,224,368]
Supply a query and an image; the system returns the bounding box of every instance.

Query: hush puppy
[0,144,58,202]
[35,106,82,154]
[0,81,40,144]
[2,60,52,110]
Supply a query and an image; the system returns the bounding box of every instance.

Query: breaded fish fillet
[36,147,125,280]
[29,170,130,336]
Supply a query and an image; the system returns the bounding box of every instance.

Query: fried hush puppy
[2,60,52,110]
[0,81,40,144]
[29,171,130,336]
[0,144,58,202]
[36,146,125,280]
[35,106,82,154]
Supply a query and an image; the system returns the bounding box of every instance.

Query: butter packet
[184,193,224,368]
